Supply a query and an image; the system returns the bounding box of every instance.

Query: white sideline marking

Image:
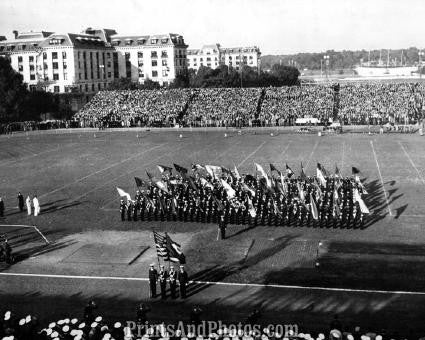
[1,272,425,296]
[370,141,393,217]
[305,139,319,169]
[237,140,267,167]
[398,141,425,187]
[38,144,165,199]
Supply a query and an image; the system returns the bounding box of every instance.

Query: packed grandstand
[69,83,425,128]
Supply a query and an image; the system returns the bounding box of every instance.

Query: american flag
[153,231,168,260]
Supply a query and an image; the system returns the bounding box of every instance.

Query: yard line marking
[0,146,61,168]
[398,141,425,187]
[1,272,425,295]
[340,141,345,175]
[278,140,292,166]
[305,139,320,169]
[370,141,393,217]
[38,144,165,199]
[237,140,267,167]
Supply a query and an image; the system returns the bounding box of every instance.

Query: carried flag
[192,163,205,172]
[300,162,307,181]
[241,182,256,197]
[174,163,188,177]
[316,163,327,187]
[205,165,222,179]
[354,189,370,214]
[116,187,131,201]
[297,182,305,202]
[352,166,360,175]
[157,165,173,174]
[134,177,147,189]
[255,163,271,188]
[335,164,341,178]
[200,177,214,189]
[233,165,241,180]
[153,230,168,259]
[221,179,236,199]
[285,164,294,178]
[309,193,319,220]
[270,163,281,176]
[165,233,186,264]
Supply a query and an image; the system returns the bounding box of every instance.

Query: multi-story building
[0,28,188,103]
[187,44,261,72]
[110,33,188,86]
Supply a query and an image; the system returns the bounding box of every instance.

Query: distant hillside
[261,47,422,71]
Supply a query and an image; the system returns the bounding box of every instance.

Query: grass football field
[1,128,425,334]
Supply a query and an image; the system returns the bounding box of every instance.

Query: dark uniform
[136,303,150,325]
[83,300,97,323]
[120,200,126,221]
[158,266,168,299]
[218,215,227,240]
[0,198,4,218]
[148,264,158,298]
[17,192,24,212]
[169,266,177,299]
[177,265,188,298]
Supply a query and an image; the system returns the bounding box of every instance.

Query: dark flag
[165,233,186,264]
[335,164,341,178]
[352,166,360,175]
[188,176,199,193]
[270,163,281,176]
[300,162,307,181]
[135,177,147,188]
[212,193,224,211]
[153,230,169,260]
[174,163,188,178]
[146,170,154,180]
[286,164,294,178]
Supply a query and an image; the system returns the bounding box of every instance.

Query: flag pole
[152,228,161,268]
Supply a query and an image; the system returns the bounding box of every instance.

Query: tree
[0,57,27,123]
[270,65,300,86]
[107,77,138,90]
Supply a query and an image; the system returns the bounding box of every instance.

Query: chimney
[13,30,18,39]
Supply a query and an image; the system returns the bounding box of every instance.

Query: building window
[30,74,36,80]
[152,70,158,77]
[29,56,34,62]
[54,86,60,93]
[161,51,168,58]
[85,84,88,92]
[52,52,58,59]
[18,65,23,72]
[53,73,59,80]
[162,59,167,66]
[63,62,67,69]
[98,83,101,90]
[125,52,131,60]
[62,51,67,59]
[138,71,144,78]
[137,39,145,45]
[107,72,111,78]
[63,73,68,80]
[152,60,157,67]
[138,52,143,59]
[107,61,111,68]
[151,39,158,44]
[43,52,47,59]
[79,73,82,80]
[52,62,58,69]
[92,84,95,91]
[206,57,211,62]
[18,56,23,63]
[29,65,34,71]
[29,85,36,91]
[83,52,86,59]
[162,70,167,77]
[151,51,157,58]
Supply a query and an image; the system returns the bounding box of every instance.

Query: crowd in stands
[0,305,420,340]
[74,90,193,128]
[72,83,425,129]
[339,83,425,125]
[181,88,261,127]
[259,86,334,126]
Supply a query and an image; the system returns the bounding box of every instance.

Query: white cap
[46,329,53,335]
[25,315,31,323]
[62,325,70,332]
[4,311,11,321]
[78,323,85,329]
[52,331,59,338]
[57,320,65,325]
[114,322,122,328]
[91,322,98,328]
[49,322,56,329]
[71,318,78,324]
[64,318,70,324]
[19,319,25,326]
[95,316,102,322]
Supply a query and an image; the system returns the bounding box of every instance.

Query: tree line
[261,47,425,71]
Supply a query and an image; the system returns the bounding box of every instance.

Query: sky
[0,0,424,55]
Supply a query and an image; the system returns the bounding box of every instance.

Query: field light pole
[419,51,424,79]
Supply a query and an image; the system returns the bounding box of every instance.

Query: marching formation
[117,163,370,229]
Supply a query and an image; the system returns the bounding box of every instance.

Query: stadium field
[1,129,425,334]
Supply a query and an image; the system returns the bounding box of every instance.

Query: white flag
[234,165,241,180]
[255,163,271,188]
[316,168,326,187]
[221,179,236,199]
[116,187,131,201]
[354,189,370,214]
[205,165,222,179]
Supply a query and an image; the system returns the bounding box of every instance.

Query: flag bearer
[169,266,177,299]
[120,200,126,221]
[158,265,168,299]
[148,264,158,298]
[178,265,188,299]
